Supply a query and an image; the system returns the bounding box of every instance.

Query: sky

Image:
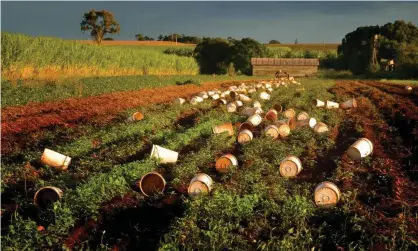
[1,1,418,43]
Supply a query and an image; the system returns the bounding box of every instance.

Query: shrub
[193,38,232,74]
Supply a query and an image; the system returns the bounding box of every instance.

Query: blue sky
[1,1,418,43]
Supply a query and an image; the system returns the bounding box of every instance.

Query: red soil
[332,80,418,239]
[1,80,262,155]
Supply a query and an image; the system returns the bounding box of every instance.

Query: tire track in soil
[347,80,418,183]
[332,81,418,242]
[1,79,263,155]
[366,81,418,106]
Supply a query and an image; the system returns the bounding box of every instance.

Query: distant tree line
[338,20,418,78]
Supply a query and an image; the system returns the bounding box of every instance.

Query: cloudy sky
[1,1,418,43]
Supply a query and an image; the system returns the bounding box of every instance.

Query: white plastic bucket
[188,173,213,198]
[314,181,341,208]
[346,138,373,160]
[264,125,280,139]
[274,120,291,138]
[313,99,325,107]
[150,145,178,164]
[239,122,254,132]
[173,98,186,105]
[297,118,317,128]
[34,186,63,209]
[313,122,329,133]
[242,107,262,117]
[212,123,234,136]
[253,101,262,108]
[237,129,253,144]
[40,149,71,171]
[259,92,270,100]
[239,94,252,102]
[199,92,209,99]
[215,99,227,106]
[297,112,309,121]
[235,100,244,107]
[340,98,357,109]
[138,172,166,197]
[215,154,238,173]
[247,114,262,127]
[211,93,220,100]
[227,102,237,113]
[190,96,204,105]
[405,86,413,92]
[326,100,339,109]
[279,156,302,177]
[284,109,296,119]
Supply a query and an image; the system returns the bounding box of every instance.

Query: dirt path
[1,79,262,155]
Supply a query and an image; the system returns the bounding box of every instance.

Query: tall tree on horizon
[80,9,120,44]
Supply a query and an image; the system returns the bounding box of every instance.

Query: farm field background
[1,31,418,251]
[1,33,338,81]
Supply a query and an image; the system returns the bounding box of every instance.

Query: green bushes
[193,37,271,75]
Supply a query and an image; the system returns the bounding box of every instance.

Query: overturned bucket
[297,112,309,121]
[274,120,291,138]
[40,148,71,171]
[297,118,317,128]
[284,109,296,119]
[265,109,278,122]
[212,123,234,136]
[314,181,341,208]
[34,186,63,210]
[346,138,373,160]
[313,122,329,133]
[226,102,237,113]
[259,92,270,100]
[264,125,280,139]
[253,101,262,108]
[150,145,179,164]
[188,173,213,198]
[340,98,357,109]
[238,129,253,144]
[138,172,166,197]
[326,100,339,109]
[239,94,252,102]
[279,156,302,177]
[173,98,186,105]
[190,96,204,104]
[247,114,263,127]
[313,99,325,107]
[235,100,244,107]
[405,86,413,92]
[211,93,220,100]
[215,154,238,173]
[214,99,227,106]
[127,112,144,122]
[242,107,263,117]
[239,121,255,132]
